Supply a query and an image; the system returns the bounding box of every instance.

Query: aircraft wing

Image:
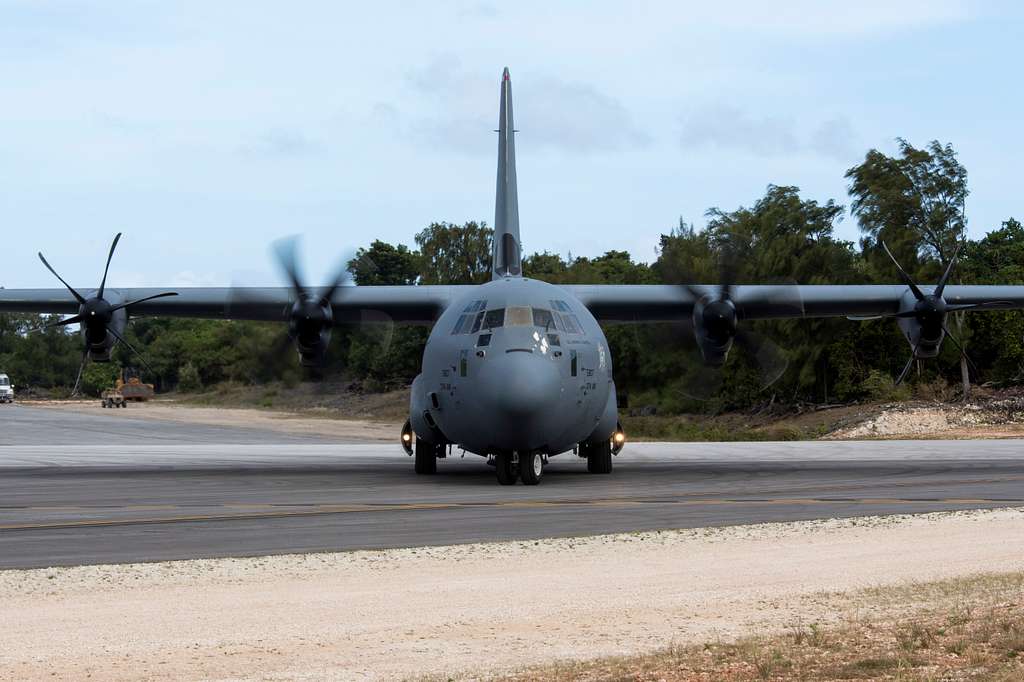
[0,286,475,324]
[5,283,1024,325]
[561,284,1024,322]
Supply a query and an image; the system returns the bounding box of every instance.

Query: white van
[0,374,13,403]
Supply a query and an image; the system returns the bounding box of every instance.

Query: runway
[1,403,1022,569]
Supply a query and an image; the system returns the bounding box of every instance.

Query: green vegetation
[2,140,1024,409]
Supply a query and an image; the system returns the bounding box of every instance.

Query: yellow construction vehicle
[116,367,155,402]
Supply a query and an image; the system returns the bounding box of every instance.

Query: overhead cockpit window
[550,300,572,313]
[463,299,487,313]
[505,306,533,327]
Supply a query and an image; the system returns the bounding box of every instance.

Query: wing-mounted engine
[853,241,1012,384]
[34,233,178,387]
[272,237,346,368]
[676,244,802,400]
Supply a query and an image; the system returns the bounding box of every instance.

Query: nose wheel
[520,452,544,485]
[495,452,518,485]
[493,451,544,485]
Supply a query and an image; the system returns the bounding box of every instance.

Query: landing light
[611,427,626,455]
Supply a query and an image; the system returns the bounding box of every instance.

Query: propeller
[35,233,177,391]
[675,239,802,401]
[238,236,393,369]
[863,241,1010,385]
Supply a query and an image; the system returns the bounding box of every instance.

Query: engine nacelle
[895,290,946,359]
[692,298,736,366]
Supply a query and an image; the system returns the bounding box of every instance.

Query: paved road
[1,404,1022,568]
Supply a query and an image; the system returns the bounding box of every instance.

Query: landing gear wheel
[586,441,613,474]
[495,452,517,485]
[520,452,544,485]
[414,438,437,475]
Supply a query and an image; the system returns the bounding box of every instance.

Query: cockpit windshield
[0,377,8,386]
[450,304,583,335]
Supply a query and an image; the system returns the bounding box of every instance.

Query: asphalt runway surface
[2,403,1023,569]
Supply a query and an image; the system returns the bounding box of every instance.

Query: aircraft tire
[414,438,437,475]
[495,452,517,485]
[587,441,613,474]
[519,452,543,485]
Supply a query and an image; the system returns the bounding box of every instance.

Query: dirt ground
[1,508,1022,681]
[22,399,398,441]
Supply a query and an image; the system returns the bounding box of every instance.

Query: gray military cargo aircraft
[2,68,1023,485]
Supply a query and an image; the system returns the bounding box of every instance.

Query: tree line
[2,139,1022,411]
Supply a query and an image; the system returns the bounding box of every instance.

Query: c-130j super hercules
[4,68,1024,485]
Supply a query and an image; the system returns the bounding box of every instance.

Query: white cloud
[680,106,858,161]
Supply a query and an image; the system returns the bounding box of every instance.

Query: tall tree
[348,240,421,286]
[846,139,968,278]
[415,221,493,285]
[847,140,972,393]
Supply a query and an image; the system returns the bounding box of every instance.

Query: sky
[1,0,1021,288]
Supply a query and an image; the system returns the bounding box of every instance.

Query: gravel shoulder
[1,508,1022,681]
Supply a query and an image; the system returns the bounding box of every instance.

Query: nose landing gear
[493,451,544,485]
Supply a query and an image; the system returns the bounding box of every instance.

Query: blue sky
[1,1,1021,288]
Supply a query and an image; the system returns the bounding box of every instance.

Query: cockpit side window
[532,308,557,331]
[559,313,583,335]
[482,308,505,330]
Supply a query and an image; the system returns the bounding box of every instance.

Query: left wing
[0,285,475,324]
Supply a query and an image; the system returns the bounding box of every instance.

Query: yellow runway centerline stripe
[1,497,1020,532]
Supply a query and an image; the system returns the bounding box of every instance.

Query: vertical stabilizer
[493,67,522,278]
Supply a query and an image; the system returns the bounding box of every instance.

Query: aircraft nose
[479,350,562,424]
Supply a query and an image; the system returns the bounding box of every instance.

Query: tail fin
[492,67,522,278]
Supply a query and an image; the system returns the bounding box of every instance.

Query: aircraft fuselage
[410,277,618,457]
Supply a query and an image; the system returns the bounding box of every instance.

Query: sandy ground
[21,400,397,441]
[1,508,1022,681]
[826,399,1024,440]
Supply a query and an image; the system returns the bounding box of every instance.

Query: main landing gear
[414,437,444,475]
[580,440,613,474]
[493,451,544,485]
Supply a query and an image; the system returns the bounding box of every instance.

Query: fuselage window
[570,349,578,377]
[482,308,505,329]
[505,306,533,327]
[459,349,468,377]
[546,333,560,347]
[477,333,492,347]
